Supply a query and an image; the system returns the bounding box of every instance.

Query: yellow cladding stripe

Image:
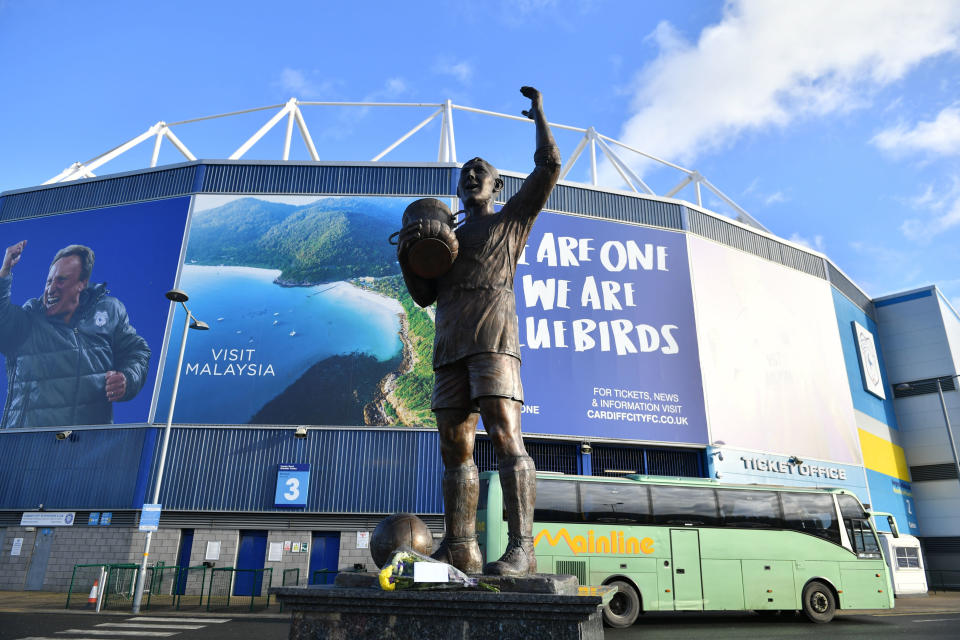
[858,428,910,481]
[534,527,654,556]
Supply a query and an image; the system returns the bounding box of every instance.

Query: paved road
[606,610,960,639]
[0,613,288,640]
[4,609,960,639]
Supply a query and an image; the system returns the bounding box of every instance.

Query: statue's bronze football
[370,512,434,568]
[399,198,458,279]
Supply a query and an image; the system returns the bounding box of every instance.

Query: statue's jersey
[432,147,561,369]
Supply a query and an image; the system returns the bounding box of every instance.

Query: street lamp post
[897,374,960,490]
[131,289,208,614]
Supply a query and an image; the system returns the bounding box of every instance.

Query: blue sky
[1,0,959,308]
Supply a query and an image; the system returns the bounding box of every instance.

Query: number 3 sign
[275,464,310,507]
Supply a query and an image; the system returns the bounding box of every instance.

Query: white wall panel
[688,235,860,464]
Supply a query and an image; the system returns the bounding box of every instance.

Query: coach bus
[477,471,894,626]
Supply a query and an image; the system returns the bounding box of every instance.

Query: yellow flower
[378,564,395,591]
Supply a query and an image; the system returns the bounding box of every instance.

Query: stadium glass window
[534,479,582,523]
[581,483,650,524]
[780,492,842,545]
[717,489,782,528]
[650,486,720,526]
[895,547,921,569]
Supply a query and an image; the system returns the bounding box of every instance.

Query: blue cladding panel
[499,176,684,229]
[153,428,444,513]
[200,164,454,195]
[0,429,147,509]
[831,288,899,428]
[864,468,919,533]
[0,166,196,221]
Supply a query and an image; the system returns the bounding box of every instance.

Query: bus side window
[534,479,583,523]
[717,489,782,528]
[650,486,720,526]
[581,482,650,524]
[781,493,842,545]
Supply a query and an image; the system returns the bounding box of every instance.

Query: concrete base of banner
[271,576,612,640]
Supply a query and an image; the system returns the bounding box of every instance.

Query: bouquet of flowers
[377,548,498,592]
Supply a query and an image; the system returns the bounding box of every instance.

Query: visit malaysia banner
[515,213,707,442]
[156,195,706,444]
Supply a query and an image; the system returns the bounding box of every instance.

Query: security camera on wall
[55,430,72,440]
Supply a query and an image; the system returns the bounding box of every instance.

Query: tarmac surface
[0,588,958,617]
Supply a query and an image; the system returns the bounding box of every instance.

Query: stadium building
[0,98,956,594]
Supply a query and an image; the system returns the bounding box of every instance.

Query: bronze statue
[397,86,560,576]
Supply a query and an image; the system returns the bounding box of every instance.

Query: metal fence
[311,569,338,585]
[65,564,108,610]
[926,569,960,592]
[100,564,140,610]
[143,564,211,610]
[282,568,300,587]
[206,567,274,612]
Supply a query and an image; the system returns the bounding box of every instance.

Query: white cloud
[872,105,960,155]
[277,68,337,99]
[434,59,473,84]
[900,178,960,240]
[613,0,960,172]
[788,233,824,253]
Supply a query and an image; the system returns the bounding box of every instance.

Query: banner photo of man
[0,197,191,428]
[157,195,707,447]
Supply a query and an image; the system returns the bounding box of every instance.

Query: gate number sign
[275,464,310,507]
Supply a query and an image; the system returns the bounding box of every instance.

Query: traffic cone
[86,579,99,609]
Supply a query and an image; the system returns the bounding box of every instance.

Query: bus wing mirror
[887,515,900,538]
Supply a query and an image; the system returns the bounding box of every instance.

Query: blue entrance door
[174,529,193,595]
[234,530,267,596]
[309,532,340,585]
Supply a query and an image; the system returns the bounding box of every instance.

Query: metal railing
[282,568,300,587]
[68,563,281,611]
[311,569,338,585]
[206,567,274,612]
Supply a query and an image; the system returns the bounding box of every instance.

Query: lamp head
[166,289,189,303]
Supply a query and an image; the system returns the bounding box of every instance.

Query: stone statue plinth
[271,574,613,640]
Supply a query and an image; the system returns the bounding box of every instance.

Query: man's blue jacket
[0,275,150,428]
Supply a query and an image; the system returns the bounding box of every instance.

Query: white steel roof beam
[283,109,295,161]
[150,131,163,168]
[699,176,768,232]
[162,128,196,161]
[45,124,162,183]
[371,108,443,162]
[444,99,456,163]
[292,105,319,161]
[595,136,654,195]
[438,107,449,162]
[664,173,695,198]
[229,99,295,160]
[559,132,590,180]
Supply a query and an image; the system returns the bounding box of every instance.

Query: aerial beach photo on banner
[155,194,438,427]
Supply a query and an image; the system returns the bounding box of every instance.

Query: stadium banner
[156,195,707,444]
[687,234,862,464]
[0,197,191,428]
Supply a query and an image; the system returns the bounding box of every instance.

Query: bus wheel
[603,580,640,628]
[801,581,836,623]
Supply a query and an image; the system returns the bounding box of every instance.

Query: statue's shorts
[431,353,523,411]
